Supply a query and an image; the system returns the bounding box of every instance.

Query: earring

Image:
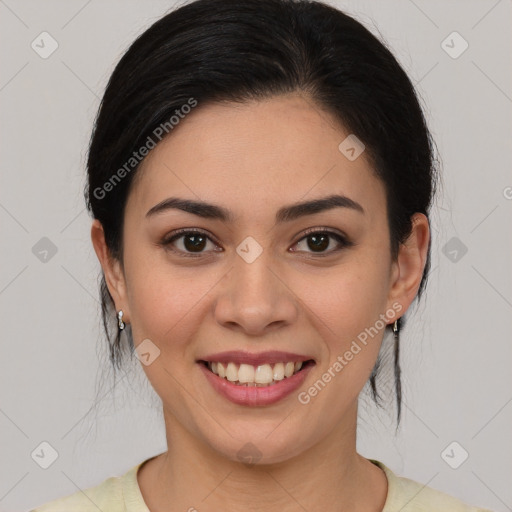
[392,316,402,424]
[117,310,125,330]
[392,317,401,336]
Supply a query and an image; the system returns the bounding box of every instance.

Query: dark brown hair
[85,0,438,426]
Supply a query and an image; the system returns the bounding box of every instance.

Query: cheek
[299,255,390,389]
[123,247,208,349]
[309,259,389,335]
[124,260,213,403]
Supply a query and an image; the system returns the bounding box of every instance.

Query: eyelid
[160,226,353,256]
[290,226,353,255]
[160,228,222,257]
[295,226,350,243]
[162,227,220,245]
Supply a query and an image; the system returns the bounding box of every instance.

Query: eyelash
[160,227,353,258]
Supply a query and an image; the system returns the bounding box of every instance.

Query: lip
[198,360,315,407]
[197,350,314,366]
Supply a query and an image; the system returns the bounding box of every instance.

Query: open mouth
[199,359,316,387]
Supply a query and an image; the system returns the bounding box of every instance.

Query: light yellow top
[30,458,494,511]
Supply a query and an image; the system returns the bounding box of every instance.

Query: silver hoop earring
[117,310,125,331]
[392,317,401,336]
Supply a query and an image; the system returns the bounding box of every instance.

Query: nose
[213,248,299,337]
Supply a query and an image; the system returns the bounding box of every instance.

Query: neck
[138,402,388,512]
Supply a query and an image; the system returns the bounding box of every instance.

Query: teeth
[284,362,295,377]
[238,364,255,383]
[255,364,273,384]
[206,360,307,386]
[226,362,238,382]
[273,362,285,381]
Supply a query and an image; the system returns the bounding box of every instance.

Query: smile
[197,355,316,406]
[202,360,314,386]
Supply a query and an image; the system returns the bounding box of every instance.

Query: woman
[31,0,494,510]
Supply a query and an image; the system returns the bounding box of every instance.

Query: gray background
[1,1,511,510]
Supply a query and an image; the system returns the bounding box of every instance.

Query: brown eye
[305,233,330,252]
[180,233,207,252]
[292,230,352,255]
[161,229,221,256]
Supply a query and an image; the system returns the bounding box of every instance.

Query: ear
[90,219,130,321]
[386,212,430,319]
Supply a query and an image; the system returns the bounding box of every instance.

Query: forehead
[126,94,386,225]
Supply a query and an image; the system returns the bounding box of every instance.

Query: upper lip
[198,350,314,366]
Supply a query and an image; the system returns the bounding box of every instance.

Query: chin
[200,422,316,467]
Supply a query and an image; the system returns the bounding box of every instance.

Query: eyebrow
[145,194,365,223]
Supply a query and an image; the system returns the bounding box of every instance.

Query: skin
[91,92,430,512]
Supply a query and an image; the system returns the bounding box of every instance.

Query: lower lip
[198,362,314,406]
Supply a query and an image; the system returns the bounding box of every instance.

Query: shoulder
[370,460,495,512]
[28,462,145,512]
[29,475,122,512]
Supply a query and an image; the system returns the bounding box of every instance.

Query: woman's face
[94,93,428,464]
